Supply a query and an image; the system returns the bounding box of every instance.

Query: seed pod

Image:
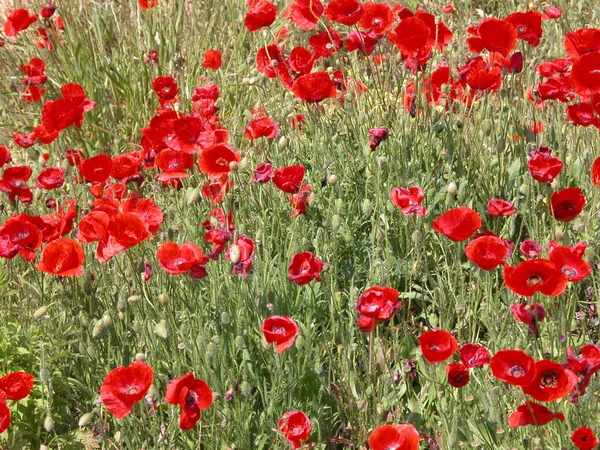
[92,320,103,338]
[229,161,239,172]
[44,414,55,432]
[154,320,168,339]
[33,306,48,319]
[78,412,93,427]
[228,245,241,264]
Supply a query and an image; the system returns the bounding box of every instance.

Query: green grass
[1,0,600,448]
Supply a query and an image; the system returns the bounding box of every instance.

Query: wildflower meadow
[1,0,600,449]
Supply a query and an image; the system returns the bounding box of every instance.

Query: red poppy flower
[368,424,419,450]
[273,165,305,194]
[139,0,158,8]
[505,11,543,47]
[289,185,312,217]
[522,360,578,402]
[571,52,600,96]
[503,259,568,297]
[467,18,518,57]
[155,150,194,181]
[388,16,431,58]
[431,207,482,242]
[245,1,278,32]
[414,12,453,50]
[288,46,315,74]
[253,162,274,183]
[572,427,599,450]
[324,0,363,25]
[390,186,426,216]
[359,2,394,35]
[22,85,46,102]
[4,9,37,37]
[564,28,600,58]
[165,372,213,430]
[511,303,546,336]
[284,0,323,31]
[419,329,458,364]
[261,316,299,353]
[527,146,563,183]
[0,215,42,261]
[549,187,585,222]
[225,234,254,277]
[245,116,279,140]
[79,153,112,184]
[201,174,231,204]
[355,286,400,323]
[490,349,537,386]
[198,143,240,176]
[12,131,36,148]
[0,372,34,400]
[288,251,323,285]
[292,72,337,103]
[20,57,47,86]
[35,238,85,277]
[459,56,503,92]
[40,4,56,19]
[519,238,542,259]
[356,315,376,332]
[169,115,214,154]
[256,44,283,79]
[566,344,600,401]
[111,152,142,181]
[508,401,564,428]
[0,146,11,168]
[548,243,591,282]
[487,198,517,216]
[36,167,65,190]
[202,50,222,70]
[152,76,178,101]
[465,235,510,271]
[0,400,10,434]
[278,411,311,449]
[446,362,470,388]
[100,361,153,419]
[459,343,490,368]
[308,27,343,59]
[156,242,208,279]
[368,127,389,151]
[345,30,381,56]
[592,157,600,185]
[0,166,33,204]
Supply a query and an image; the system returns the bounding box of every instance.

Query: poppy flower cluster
[20,57,48,102]
[355,286,400,332]
[0,372,34,433]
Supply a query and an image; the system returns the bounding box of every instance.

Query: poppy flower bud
[278,136,288,149]
[361,198,373,216]
[447,182,458,196]
[411,230,424,244]
[78,412,93,427]
[118,312,125,320]
[327,174,338,185]
[207,342,217,360]
[239,381,251,396]
[335,198,343,212]
[39,368,50,383]
[229,161,239,172]
[555,229,564,240]
[228,244,241,263]
[135,352,146,362]
[44,414,55,432]
[239,157,249,171]
[102,314,112,327]
[117,299,127,313]
[92,320,103,338]
[235,336,245,350]
[34,305,48,319]
[158,293,169,306]
[377,156,388,166]
[186,187,200,205]
[154,320,168,339]
[331,215,341,231]
[220,311,231,325]
[79,311,89,326]
[128,295,141,304]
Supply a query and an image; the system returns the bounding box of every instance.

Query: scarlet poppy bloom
[0,372,34,400]
[566,344,600,402]
[549,187,586,222]
[503,259,568,297]
[571,52,600,96]
[40,4,57,19]
[79,153,112,184]
[0,146,11,168]
[487,198,517,216]
[245,1,278,32]
[261,316,299,353]
[152,76,178,101]
[520,238,542,259]
[388,16,431,58]
[273,165,305,194]
[368,424,419,450]
[368,127,389,151]
[289,185,312,217]
[198,144,240,176]
[419,329,458,363]
[527,146,563,183]
[572,427,599,450]
[22,85,46,102]
[291,72,336,103]
[111,152,142,181]
[446,362,470,388]
[253,162,274,183]
[548,243,591,282]
[505,11,543,47]
[0,166,33,204]
[467,18,518,57]
[202,50,222,70]
[100,361,153,419]
[278,411,311,449]
[225,234,254,277]
[356,315,376,332]
[345,30,381,56]
[155,150,194,181]
[564,28,600,58]
[490,349,537,386]
[165,372,213,430]
[288,46,315,74]
[431,207,481,242]
[36,167,65,190]
[508,401,564,428]
[459,343,490,368]
[35,238,85,277]
[13,131,36,148]
[465,235,510,271]
[355,286,400,323]
[359,2,394,35]
[139,0,158,8]
[309,27,343,58]
[4,9,37,37]
[157,242,209,279]
[511,303,546,336]
[0,399,10,434]
[324,0,363,25]
[390,186,426,216]
[284,0,323,31]
[522,360,578,402]
[245,116,279,140]
[0,215,42,261]
[20,57,47,86]
[288,251,323,285]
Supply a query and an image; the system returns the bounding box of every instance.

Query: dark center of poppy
[272,326,287,335]
[126,384,140,395]
[509,365,526,377]
[526,274,543,286]
[517,25,527,33]
[562,266,577,278]
[541,371,558,388]
[185,390,197,407]
[560,201,574,210]
[216,157,228,167]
